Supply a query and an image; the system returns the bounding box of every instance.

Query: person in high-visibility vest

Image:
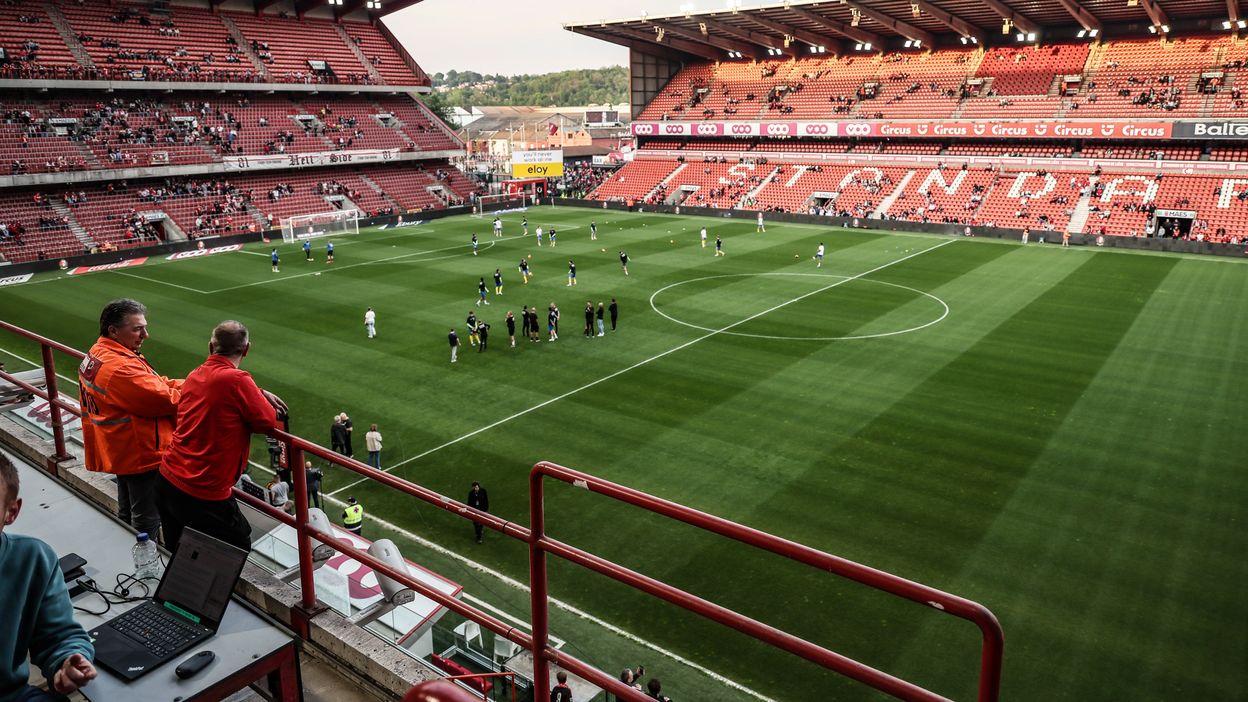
[342,496,364,536]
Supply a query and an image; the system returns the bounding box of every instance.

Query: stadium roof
[237,0,426,21]
[565,0,1234,57]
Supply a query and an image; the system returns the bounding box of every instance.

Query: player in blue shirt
[326,241,335,263]
[302,239,312,262]
[270,248,279,273]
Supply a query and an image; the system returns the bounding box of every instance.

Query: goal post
[281,209,361,243]
[474,193,527,215]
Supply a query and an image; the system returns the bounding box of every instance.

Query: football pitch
[2,206,1245,701]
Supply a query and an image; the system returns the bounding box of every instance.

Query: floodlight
[1017,33,1025,41]
[1238,20,1247,28]
[1026,32,1036,41]
[1077,29,1087,37]
[1161,24,1170,33]
[1148,24,1157,33]
[1089,28,1099,36]
[960,36,967,44]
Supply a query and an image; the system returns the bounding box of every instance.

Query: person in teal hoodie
[0,455,96,702]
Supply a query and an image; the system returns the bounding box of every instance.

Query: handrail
[530,462,1005,702]
[0,320,1003,701]
[440,671,517,702]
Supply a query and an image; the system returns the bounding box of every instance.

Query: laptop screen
[153,529,249,630]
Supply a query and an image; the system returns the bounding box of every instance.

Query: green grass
[2,207,1245,701]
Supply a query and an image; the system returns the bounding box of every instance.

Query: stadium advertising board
[67,258,148,276]
[0,273,33,287]
[224,148,399,171]
[166,244,243,261]
[1172,121,1248,139]
[511,150,564,177]
[632,120,1174,141]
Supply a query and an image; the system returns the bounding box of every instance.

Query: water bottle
[132,532,161,580]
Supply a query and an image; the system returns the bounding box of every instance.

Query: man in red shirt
[157,321,287,552]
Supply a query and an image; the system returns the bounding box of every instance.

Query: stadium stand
[0,91,459,175]
[0,160,478,263]
[0,1,428,86]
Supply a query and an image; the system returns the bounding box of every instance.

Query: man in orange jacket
[79,299,182,538]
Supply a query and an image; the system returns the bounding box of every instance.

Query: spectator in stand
[156,321,287,552]
[646,679,672,701]
[79,299,183,539]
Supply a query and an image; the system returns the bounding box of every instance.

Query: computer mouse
[175,650,215,679]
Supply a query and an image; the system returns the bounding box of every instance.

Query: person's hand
[261,388,288,415]
[52,653,96,694]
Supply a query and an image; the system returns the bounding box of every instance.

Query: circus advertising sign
[631,120,1174,141]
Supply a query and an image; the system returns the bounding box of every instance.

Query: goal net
[281,209,361,243]
[474,193,528,215]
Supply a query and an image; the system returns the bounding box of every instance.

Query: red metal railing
[0,320,1004,701]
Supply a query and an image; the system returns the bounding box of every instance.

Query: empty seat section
[58,1,254,83]
[590,160,681,202]
[975,44,1090,95]
[0,7,80,78]
[340,21,427,85]
[226,12,371,84]
[1071,36,1223,117]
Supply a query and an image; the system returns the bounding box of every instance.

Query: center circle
[648,273,950,341]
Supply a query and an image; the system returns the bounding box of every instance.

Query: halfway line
[329,239,955,496]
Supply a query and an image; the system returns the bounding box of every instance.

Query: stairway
[1065,176,1099,234]
[409,96,463,147]
[50,199,94,250]
[43,3,94,68]
[334,24,383,84]
[357,173,404,211]
[870,170,917,219]
[737,166,781,209]
[70,141,102,169]
[219,15,272,80]
[645,163,687,202]
[245,204,271,231]
[366,97,418,146]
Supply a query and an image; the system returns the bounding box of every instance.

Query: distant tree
[429,66,626,106]
[418,91,456,125]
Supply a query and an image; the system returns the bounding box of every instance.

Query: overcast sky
[383,0,708,76]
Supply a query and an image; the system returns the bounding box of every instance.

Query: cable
[71,571,155,616]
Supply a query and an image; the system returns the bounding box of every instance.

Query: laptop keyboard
[113,605,205,656]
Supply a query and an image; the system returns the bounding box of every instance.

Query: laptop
[89,528,249,681]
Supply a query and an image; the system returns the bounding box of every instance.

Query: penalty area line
[329,238,956,496]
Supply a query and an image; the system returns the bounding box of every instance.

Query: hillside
[431,66,627,107]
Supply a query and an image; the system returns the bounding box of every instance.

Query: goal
[474,193,528,214]
[281,209,361,243]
